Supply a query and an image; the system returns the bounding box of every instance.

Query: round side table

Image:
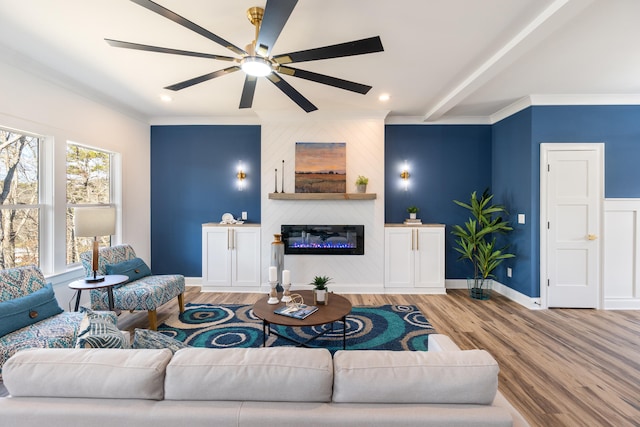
[68,274,128,312]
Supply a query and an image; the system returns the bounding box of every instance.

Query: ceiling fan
[106,0,384,112]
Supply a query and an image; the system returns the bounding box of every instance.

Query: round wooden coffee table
[253,290,352,349]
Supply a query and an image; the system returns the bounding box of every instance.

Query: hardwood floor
[103,288,640,426]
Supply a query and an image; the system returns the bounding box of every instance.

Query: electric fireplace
[281,225,364,255]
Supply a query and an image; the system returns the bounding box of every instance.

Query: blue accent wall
[384,125,492,280]
[147,105,640,296]
[150,125,261,276]
[492,109,536,296]
[491,105,640,298]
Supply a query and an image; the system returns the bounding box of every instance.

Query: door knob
[588,234,598,240]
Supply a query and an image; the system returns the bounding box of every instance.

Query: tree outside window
[0,129,40,269]
[66,143,113,264]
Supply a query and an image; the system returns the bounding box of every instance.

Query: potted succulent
[311,275,332,305]
[355,175,369,193]
[407,206,419,220]
[452,189,515,300]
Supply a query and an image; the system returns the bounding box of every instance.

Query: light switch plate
[518,214,525,224]
[241,211,247,220]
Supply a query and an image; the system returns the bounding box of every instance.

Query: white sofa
[0,335,529,427]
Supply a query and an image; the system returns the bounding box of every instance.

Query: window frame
[0,127,43,269]
[65,141,116,267]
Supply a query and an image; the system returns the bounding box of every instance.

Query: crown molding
[490,94,640,123]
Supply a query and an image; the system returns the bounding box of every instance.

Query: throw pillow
[132,328,188,354]
[0,283,63,336]
[105,257,152,284]
[75,307,129,349]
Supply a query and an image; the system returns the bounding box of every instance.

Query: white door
[544,146,602,308]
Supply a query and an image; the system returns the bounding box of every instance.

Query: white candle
[282,269,291,285]
[269,266,277,282]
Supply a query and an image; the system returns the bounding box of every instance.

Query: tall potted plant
[452,189,515,300]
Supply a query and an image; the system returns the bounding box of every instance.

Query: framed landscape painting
[295,142,346,193]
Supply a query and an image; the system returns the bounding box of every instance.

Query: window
[66,143,113,265]
[0,128,41,269]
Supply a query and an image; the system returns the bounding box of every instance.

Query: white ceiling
[1,0,639,123]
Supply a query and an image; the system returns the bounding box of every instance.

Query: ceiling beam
[422,0,595,122]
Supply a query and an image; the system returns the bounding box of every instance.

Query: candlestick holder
[268,280,279,304]
[281,282,292,303]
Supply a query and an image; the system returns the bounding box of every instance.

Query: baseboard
[187,277,538,307]
[604,298,640,310]
[446,279,542,309]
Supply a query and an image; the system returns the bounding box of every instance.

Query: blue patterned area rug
[158,303,435,352]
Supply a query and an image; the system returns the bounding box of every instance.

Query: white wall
[603,199,640,309]
[259,111,387,292]
[0,54,150,306]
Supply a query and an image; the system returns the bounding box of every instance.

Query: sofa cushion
[333,350,499,405]
[2,348,172,399]
[165,347,333,402]
[0,283,63,336]
[105,257,152,284]
[75,308,129,349]
[132,328,188,353]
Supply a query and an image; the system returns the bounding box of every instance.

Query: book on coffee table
[274,304,318,319]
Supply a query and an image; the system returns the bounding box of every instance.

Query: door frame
[539,143,604,309]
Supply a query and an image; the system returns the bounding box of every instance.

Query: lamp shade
[74,207,116,237]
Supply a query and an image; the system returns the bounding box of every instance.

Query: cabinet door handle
[411,229,415,251]
[230,229,235,249]
[227,229,231,250]
[415,229,419,251]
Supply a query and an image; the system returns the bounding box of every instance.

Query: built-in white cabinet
[384,225,445,293]
[202,224,261,290]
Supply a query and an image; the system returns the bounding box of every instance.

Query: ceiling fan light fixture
[241,56,272,77]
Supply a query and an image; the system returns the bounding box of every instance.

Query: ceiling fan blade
[105,39,237,61]
[130,0,247,56]
[239,75,258,109]
[266,73,317,112]
[278,66,371,94]
[165,66,240,91]
[255,0,298,57]
[273,36,384,64]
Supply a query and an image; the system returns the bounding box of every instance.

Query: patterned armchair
[80,244,185,330]
[0,266,84,374]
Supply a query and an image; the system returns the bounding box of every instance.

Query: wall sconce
[400,166,410,191]
[236,163,246,191]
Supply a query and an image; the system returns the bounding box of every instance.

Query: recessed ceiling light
[379,94,390,102]
[160,94,172,102]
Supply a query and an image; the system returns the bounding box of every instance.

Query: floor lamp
[74,206,116,283]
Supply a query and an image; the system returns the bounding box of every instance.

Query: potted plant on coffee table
[311,275,332,305]
[452,189,515,300]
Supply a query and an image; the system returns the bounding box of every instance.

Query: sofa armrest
[428,334,461,352]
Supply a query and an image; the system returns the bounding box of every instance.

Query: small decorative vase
[314,289,328,305]
[409,213,417,220]
[270,234,284,292]
[356,184,367,193]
